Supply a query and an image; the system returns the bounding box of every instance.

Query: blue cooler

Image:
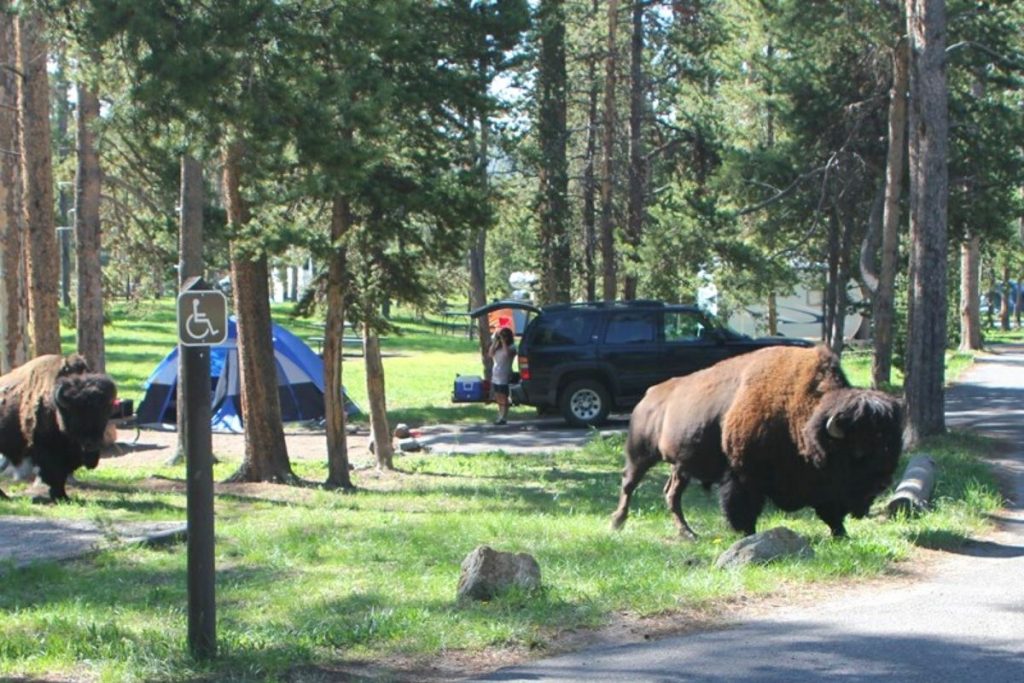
[452,375,486,402]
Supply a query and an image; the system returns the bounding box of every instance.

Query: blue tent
[136,317,359,433]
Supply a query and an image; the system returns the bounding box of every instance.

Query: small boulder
[715,527,813,569]
[457,545,541,601]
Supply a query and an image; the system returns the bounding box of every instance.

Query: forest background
[1,1,1022,482]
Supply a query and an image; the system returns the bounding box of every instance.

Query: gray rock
[457,545,542,601]
[715,527,813,569]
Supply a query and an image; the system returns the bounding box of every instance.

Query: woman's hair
[499,327,515,345]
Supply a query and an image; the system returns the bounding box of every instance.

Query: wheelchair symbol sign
[177,290,228,346]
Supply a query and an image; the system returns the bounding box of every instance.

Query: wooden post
[886,454,938,518]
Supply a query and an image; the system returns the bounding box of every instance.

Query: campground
[0,300,1012,682]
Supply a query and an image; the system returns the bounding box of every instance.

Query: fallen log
[886,454,938,518]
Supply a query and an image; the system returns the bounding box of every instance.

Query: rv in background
[701,281,866,341]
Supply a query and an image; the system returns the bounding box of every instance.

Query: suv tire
[559,379,611,427]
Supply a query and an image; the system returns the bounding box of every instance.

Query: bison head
[53,373,117,462]
[804,388,904,518]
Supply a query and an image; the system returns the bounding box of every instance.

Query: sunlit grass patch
[2,426,1002,681]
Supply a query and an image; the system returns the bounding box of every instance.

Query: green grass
[0,429,1004,682]
[3,303,1009,681]
[840,346,973,390]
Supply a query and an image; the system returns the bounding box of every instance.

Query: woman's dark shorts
[493,383,510,397]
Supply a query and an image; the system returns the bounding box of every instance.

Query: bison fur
[0,354,117,502]
[610,346,902,538]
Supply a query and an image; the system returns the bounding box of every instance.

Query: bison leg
[610,455,658,531]
[719,471,764,536]
[813,503,848,538]
[664,465,698,540]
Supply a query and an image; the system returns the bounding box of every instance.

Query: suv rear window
[530,312,595,347]
[604,311,658,344]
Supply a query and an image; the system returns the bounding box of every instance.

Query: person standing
[488,327,517,425]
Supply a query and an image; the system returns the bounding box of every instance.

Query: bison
[0,354,117,502]
[610,345,902,538]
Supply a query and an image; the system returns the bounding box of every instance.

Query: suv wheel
[559,379,611,427]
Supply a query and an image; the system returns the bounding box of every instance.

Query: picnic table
[308,322,363,356]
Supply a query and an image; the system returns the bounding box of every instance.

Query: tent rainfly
[136,317,359,433]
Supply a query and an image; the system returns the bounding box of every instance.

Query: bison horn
[54,382,68,409]
[826,414,844,439]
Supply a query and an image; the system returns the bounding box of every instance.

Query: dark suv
[472,300,813,427]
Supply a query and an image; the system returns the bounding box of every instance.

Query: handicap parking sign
[178,290,228,346]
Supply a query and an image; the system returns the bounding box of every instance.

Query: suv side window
[604,311,657,344]
[531,312,594,346]
[664,310,711,343]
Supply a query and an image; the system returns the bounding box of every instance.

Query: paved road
[474,346,1024,682]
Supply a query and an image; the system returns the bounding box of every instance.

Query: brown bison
[0,354,117,502]
[610,345,902,538]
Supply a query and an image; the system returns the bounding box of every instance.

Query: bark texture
[903,0,949,444]
[536,0,570,305]
[872,38,909,388]
[0,4,28,373]
[581,3,599,303]
[958,234,981,351]
[15,10,61,356]
[623,0,645,301]
[599,0,619,301]
[74,84,105,372]
[363,327,393,470]
[324,195,353,490]
[222,142,294,483]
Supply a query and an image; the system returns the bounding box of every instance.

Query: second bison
[0,354,116,502]
[610,345,902,538]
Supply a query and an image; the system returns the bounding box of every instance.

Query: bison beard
[0,354,117,502]
[610,346,903,538]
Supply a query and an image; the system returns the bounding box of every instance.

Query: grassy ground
[0,430,1004,682]
[0,301,1001,681]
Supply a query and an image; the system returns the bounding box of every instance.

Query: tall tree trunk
[582,2,600,302]
[623,0,646,301]
[903,0,949,445]
[600,0,620,301]
[824,211,840,347]
[958,233,981,351]
[0,5,28,373]
[288,265,299,301]
[15,10,61,356]
[766,293,778,336]
[536,0,570,305]
[74,84,105,371]
[324,195,354,490]
[471,91,492,378]
[222,142,294,483]
[873,37,909,388]
[998,265,1010,330]
[363,326,393,470]
[54,66,72,310]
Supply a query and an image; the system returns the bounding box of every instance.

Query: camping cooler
[452,375,490,403]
